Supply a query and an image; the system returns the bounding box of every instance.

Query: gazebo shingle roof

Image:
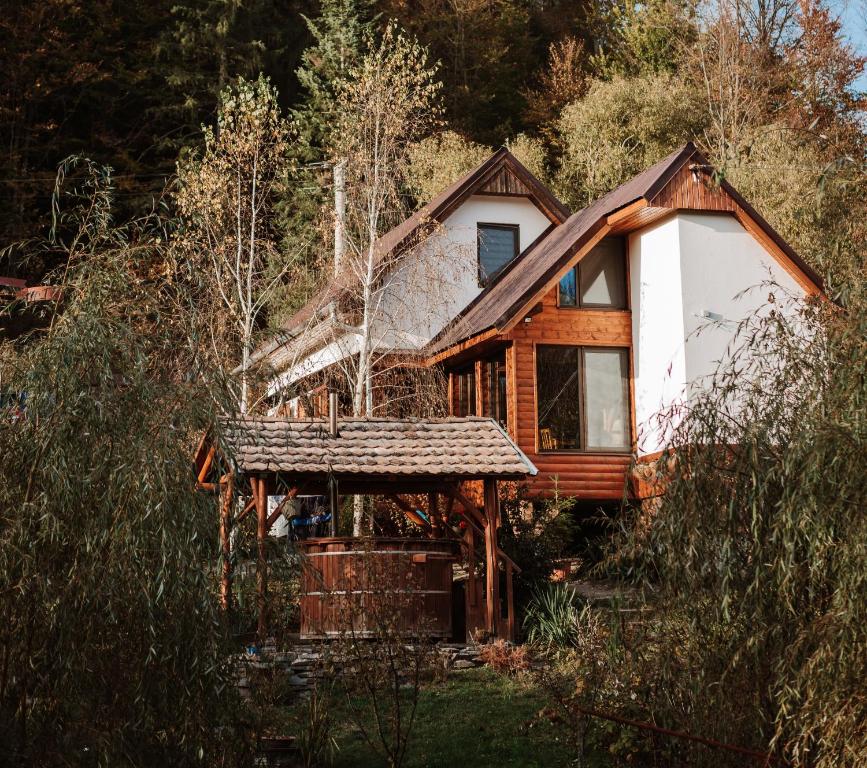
[220,416,538,478]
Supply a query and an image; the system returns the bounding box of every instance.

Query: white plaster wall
[631,212,807,455]
[373,195,552,348]
[268,194,552,396]
[629,216,687,456]
[677,213,802,390]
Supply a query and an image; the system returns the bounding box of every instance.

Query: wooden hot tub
[298,537,457,640]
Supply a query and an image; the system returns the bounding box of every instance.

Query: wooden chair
[540,428,557,451]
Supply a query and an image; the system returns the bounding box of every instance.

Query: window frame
[556,236,628,310]
[534,343,632,454]
[477,222,520,286]
[484,353,508,427]
[452,365,477,417]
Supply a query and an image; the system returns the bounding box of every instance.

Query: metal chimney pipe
[328,391,338,437]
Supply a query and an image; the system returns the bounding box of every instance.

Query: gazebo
[196,407,537,643]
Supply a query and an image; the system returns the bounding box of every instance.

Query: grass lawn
[284,667,587,768]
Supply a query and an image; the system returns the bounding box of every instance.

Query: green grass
[285,667,582,768]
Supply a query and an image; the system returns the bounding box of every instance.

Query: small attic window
[478,223,519,285]
[559,236,627,309]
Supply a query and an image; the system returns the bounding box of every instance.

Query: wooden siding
[652,163,738,212]
[504,287,633,499]
[478,166,533,197]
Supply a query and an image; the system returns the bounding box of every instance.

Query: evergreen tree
[270,0,377,326]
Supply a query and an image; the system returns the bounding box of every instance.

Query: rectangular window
[536,345,630,452]
[478,223,519,285]
[485,354,508,427]
[558,237,627,309]
[453,367,476,417]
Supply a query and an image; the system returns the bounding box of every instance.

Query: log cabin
[251,143,824,505]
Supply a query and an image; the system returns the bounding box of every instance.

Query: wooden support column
[483,478,500,638]
[466,525,476,608]
[505,561,515,642]
[255,475,269,643]
[428,492,440,538]
[474,359,484,416]
[219,474,234,611]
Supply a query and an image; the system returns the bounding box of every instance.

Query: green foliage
[406,131,490,205]
[523,584,583,650]
[0,160,243,766]
[614,287,867,766]
[554,72,707,206]
[590,0,696,77]
[284,667,579,767]
[498,492,574,605]
[723,125,866,294]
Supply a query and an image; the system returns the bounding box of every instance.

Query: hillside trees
[176,75,294,413]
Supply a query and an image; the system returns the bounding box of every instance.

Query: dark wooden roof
[426,143,824,354]
[250,148,570,368]
[220,416,538,478]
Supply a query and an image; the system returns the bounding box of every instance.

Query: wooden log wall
[503,290,633,499]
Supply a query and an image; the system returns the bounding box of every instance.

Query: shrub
[523,584,583,650]
[478,640,531,675]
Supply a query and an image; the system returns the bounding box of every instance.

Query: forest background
[2,0,864,312]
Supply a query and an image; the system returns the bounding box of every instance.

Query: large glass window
[536,345,630,451]
[453,366,476,417]
[485,354,508,427]
[584,349,629,449]
[478,224,519,285]
[558,237,627,309]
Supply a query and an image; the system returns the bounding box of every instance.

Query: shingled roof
[220,416,538,478]
[426,142,823,354]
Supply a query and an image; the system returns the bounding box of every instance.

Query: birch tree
[176,75,292,413]
[330,22,443,425]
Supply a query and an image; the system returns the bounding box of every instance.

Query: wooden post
[505,561,515,642]
[483,478,500,638]
[219,474,234,611]
[256,475,269,643]
[428,492,440,538]
[328,473,338,537]
[474,359,484,416]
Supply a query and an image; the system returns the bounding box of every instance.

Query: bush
[523,584,584,650]
[478,640,531,675]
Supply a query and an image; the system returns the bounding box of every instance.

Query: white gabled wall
[630,212,806,455]
[629,216,687,456]
[373,195,552,349]
[269,194,552,396]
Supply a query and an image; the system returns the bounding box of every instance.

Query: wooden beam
[422,328,499,367]
[443,494,455,527]
[483,478,500,637]
[219,474,234,611]
[474,359,484,416]
[505,561,515,642]
[197,444,216,484]
[387,495,430,528]
[428,492,440,538]
[443,485,487,531]
[466,525,476,609]
[236,495,257,523]
[255,476,268,643]
[265,486,301,530]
